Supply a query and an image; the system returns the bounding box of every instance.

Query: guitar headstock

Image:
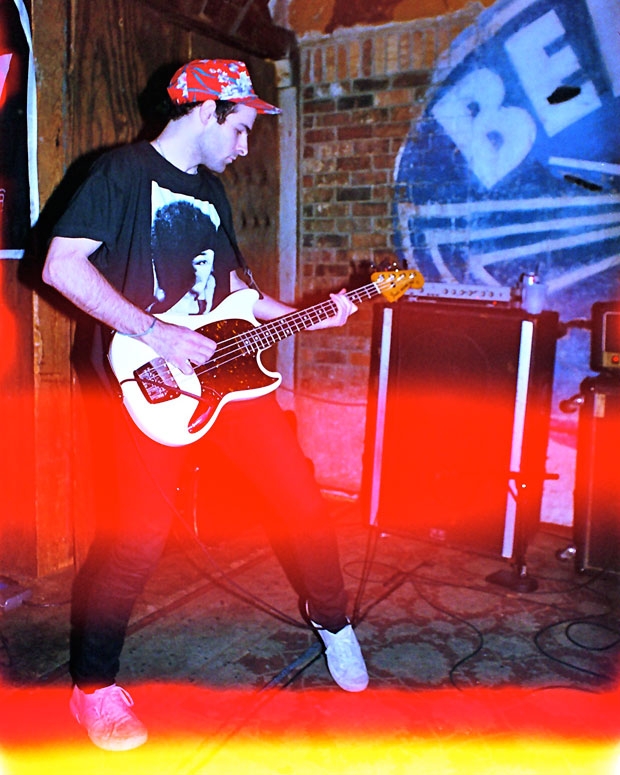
[371,267,424,303]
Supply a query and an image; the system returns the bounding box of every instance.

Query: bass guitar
[108,268,423,446]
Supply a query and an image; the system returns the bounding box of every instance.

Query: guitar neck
[239,281,381,352]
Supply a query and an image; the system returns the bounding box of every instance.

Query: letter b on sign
[431,68,536,190]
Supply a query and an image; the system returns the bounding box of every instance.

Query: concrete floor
[1,497,619,774]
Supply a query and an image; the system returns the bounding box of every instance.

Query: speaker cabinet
[574,375,620,575]
[362,302,558,557]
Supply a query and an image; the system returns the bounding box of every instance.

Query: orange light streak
[1,683,618,774]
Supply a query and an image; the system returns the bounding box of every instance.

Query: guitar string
[196,282,378,371]
[143,283,379,394]
[133,273,418,398]
[165,275,413,392]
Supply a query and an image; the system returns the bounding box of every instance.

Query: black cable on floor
[407,575,485,691]
[173,511,308,629]
[345,534,620,692]
[259,641,323,691]
[533,617,619,682]
[565,620,620,651]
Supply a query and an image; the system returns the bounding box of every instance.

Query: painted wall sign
[393,0,619,526]
[0,0,38,259]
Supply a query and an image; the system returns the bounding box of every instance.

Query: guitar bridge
[134,357,180,403]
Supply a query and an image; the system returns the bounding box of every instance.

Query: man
[43,59,368,752]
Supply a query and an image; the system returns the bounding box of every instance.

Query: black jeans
[70,391,348,688]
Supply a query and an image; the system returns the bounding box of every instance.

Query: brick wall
[291,10,480,493]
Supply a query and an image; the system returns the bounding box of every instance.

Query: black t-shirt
[52,140,241,387]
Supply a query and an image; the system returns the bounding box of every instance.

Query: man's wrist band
[118,316,157,338]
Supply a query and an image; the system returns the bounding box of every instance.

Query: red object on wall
[0,0,33,256]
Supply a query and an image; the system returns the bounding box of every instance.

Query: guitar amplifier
[362,302,558,557]
[574,375,620,575]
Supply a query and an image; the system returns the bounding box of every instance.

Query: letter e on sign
[504,9,601,137]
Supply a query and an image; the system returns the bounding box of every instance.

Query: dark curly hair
[168,99,239,124]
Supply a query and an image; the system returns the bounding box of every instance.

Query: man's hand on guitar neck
[307,289,357,330]
[233,270,357,331]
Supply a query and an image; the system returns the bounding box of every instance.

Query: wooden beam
[139,0,296,60]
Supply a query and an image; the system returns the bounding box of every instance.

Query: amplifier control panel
[405,282,514,305]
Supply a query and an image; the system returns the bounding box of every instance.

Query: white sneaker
[311,620,369,692]
[70,684,148,751]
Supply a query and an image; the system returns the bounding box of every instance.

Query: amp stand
[486,471,558,593]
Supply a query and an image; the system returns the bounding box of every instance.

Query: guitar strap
[218,216,265,299]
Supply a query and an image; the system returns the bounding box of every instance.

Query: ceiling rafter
[139,0,295,59]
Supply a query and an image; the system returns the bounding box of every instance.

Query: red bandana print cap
[167,59,281,115]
